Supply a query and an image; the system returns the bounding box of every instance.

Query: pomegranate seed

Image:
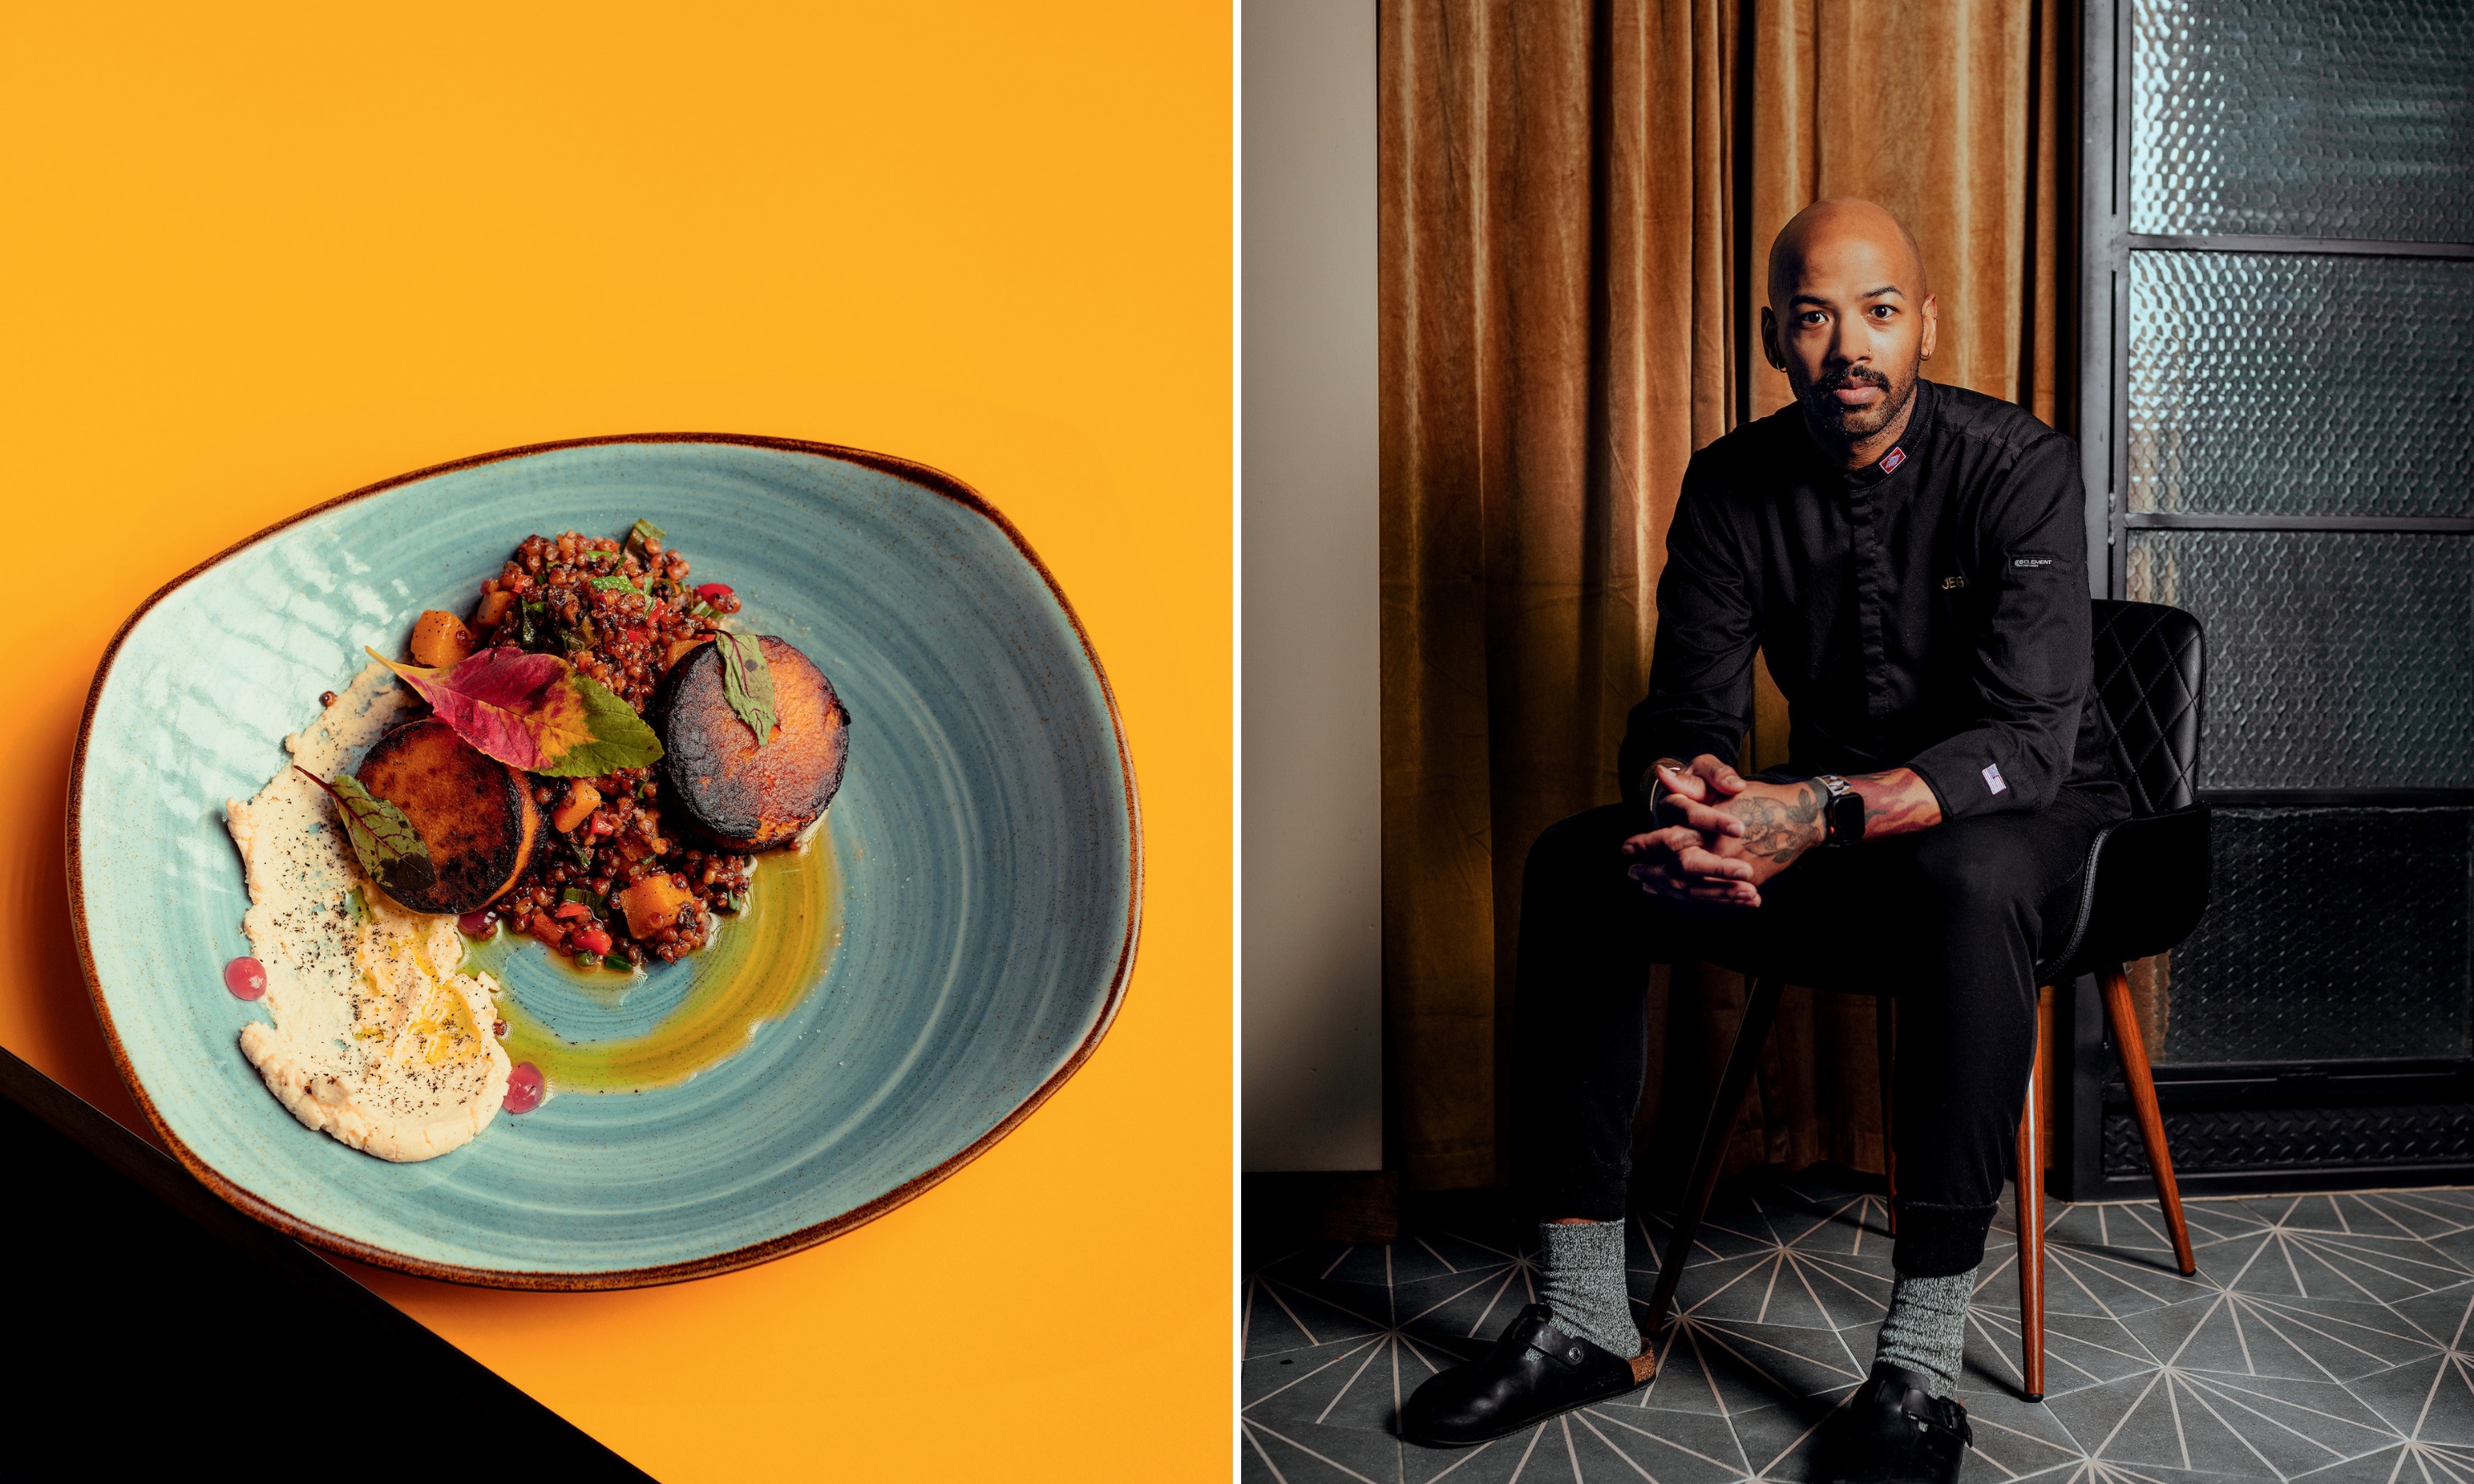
[223,957,267,1000]
[503,1063,546,1115]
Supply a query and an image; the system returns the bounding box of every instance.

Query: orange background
[0,5,1231,1480]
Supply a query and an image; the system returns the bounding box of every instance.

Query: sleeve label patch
[1982,763,2008,795]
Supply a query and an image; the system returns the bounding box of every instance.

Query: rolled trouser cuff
[1524,1167,1630,1224]
[1891,1200,2000,1277]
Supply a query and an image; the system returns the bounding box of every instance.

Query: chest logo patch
[1982,763,2008,796]
[2011,556,2054,569]
[1879,447,1907,474]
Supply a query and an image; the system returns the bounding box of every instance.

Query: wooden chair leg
[1644,975,1786,1337]
[1875,996,1898,1236]
[2016,1006,2047,1403]
[2100,964,2198,1276]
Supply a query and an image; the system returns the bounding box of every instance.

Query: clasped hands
[1623,755,1828,911]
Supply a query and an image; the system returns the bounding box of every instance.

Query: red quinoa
[465,527,754,967]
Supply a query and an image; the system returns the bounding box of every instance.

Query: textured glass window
[2160,807,2472,1065]
[2128,251,2474,518]
[2127,530,2474,788]
[2132,0,2474,241]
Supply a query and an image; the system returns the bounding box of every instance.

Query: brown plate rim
[64,432,1145,1289]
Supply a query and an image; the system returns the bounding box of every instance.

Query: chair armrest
[2039,805,2213,980]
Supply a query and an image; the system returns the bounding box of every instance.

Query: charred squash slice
[651,636,849,852]
[354,718,541,914]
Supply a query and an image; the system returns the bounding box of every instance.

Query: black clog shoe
[1812,1363,1974,1484]
[1399,1304,1654,1447]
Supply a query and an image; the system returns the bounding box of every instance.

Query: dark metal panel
[2127,251,2474,519]
[2204,788,2474,808]
[2127,533,2474,788]
[2131,0,2474,242]
[2127,515,2474,533]
[2105,1103,2474,1177]
[2163,807,2474,1065]
[2129,233,2474,261]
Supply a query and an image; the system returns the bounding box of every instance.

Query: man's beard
[1797,363,1917,440]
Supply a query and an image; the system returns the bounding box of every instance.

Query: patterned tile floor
[1242,1174,2474,1483]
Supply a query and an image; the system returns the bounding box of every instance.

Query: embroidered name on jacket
[2011,556,2054,568]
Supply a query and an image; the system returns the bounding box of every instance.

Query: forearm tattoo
[1730,782,1827,864]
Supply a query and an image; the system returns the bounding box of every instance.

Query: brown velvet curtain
[1380,0,2074,1193]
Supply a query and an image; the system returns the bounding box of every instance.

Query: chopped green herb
[573,951,604,970]
[626,518,666,556]
[589,575,642,594]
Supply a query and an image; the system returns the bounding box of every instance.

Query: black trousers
[1512,786,2123,1276]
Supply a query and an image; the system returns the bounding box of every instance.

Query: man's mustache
[1811,364,1893,394]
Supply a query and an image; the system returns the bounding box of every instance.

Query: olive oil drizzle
[468,828,836,1093]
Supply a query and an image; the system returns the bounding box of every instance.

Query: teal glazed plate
[68,434,1141,1288]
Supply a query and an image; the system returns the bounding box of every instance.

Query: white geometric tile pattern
[1242,1175,2474,1483]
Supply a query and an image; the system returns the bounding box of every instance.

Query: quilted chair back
[2090,600,2206,817]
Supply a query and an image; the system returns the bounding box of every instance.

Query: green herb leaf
[627,518,666,556]
[715,631,778,747]
[531,671,666,777]
[296,768,439,905]
[589,575,642,594]
[365,646,662,777]
[519,599,549,648]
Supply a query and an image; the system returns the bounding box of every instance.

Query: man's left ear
[1920,293,1940,363]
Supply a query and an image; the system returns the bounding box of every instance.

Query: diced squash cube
[617,874,694,939]
[551,780,601,834]
[410,610,477,669]
[475,589,515,627]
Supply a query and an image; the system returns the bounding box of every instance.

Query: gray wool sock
[1537,1219,1642,1360]
[1874,1268,1978,1397]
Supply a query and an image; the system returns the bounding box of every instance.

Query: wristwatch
[1814,774,1865,848]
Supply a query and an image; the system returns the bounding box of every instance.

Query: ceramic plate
[69,435,1140,1287]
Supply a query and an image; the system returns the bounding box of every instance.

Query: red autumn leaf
[367,645,661,777]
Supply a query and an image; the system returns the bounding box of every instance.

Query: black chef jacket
[1620,378,2127,821]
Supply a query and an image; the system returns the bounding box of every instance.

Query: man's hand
[1624,757,1829,910]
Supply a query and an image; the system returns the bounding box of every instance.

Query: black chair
[1641,600,2213,1402]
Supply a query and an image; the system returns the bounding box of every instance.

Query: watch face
[1832,791,1866,843]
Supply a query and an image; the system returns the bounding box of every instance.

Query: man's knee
[1903,822,2047,921]
[1524,803,1640,890]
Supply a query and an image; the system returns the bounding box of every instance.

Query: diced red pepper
[694,583,734,602]
[572,927,614,956]
[528,916,567,950]
[620,627,649,646]
[553,901,592,920]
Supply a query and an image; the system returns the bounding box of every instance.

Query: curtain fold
[1380,0,2074,1194]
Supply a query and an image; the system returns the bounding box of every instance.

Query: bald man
[1402,201,2128,1481]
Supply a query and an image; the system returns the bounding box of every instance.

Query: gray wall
[1240,0,1381,1172]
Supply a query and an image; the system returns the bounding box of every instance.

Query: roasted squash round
[354,718,542,914]
[651,636,850,852]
